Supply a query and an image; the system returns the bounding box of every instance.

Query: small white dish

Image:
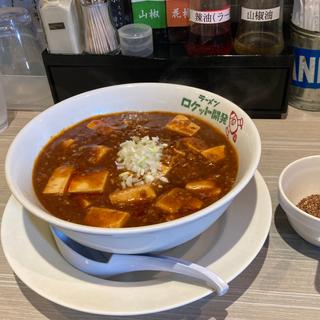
[278,155,320,247]
[1,172,272,316]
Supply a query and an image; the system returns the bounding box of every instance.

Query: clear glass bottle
[185,0,233,57]
[234,0,284,55]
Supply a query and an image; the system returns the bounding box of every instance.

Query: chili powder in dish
[297,194,320,218]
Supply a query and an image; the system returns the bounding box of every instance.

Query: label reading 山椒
[131,0,166,29]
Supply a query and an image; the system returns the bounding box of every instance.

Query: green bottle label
[131,0,167,29]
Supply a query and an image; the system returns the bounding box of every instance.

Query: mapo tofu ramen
[33,112,238,228]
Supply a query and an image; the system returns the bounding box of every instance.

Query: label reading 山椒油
[241,7,280,22]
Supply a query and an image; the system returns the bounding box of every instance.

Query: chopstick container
[81,0,119,54]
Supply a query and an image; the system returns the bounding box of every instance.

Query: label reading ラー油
[189,7,230,24]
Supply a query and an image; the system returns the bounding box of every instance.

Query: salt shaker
[81,0,119,54]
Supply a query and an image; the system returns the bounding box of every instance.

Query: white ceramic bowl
[278,155,320,247]
[6,83,261,253]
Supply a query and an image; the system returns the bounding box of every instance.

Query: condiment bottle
[109,0,133,28]
[166,0,189,44]
[185,0,233,57]
[130,0,168,43]
[234,0,284,55]
[39,0,83,54]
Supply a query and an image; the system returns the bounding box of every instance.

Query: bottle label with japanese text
[131,0,166,28]
[292,47,320,89]
[166,0,189,27]
[189,7,230,24]
[241,7,280,22]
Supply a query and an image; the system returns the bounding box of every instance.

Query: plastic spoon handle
[51,226,228,296]
[109,254,229,296]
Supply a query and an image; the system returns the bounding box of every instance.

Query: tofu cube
[109,185,156,206]
[185,180,217,191]
[86,119,104,130]
[79,198,93,208]
[155,188,203,214]
[155,188,184,214]
[182,137,207,153]
[84,207,129,228]
[186,179,221,198]
[68,170,108,193]
[201,145,226,162]
[209,187,222,197]
[86,119,113,135]
[184,197,203,211]
[43,165,74,195]
[165,115,200,136]
[60,138,75,150]
[88,145,111,164]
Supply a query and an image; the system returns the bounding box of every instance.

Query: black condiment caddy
[42,24,293,119]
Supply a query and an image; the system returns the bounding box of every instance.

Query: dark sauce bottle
[166,0,190,44]
[130,0,168,44]
[110,0,133,28]
[185,0,233,56]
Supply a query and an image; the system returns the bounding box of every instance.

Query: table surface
[0,107,319,320]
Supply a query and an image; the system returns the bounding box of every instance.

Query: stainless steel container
[289,19,320,111]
